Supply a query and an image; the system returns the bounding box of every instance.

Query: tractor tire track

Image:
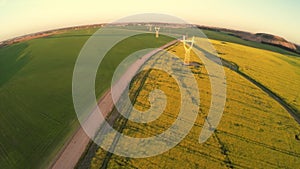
[194,44,300,125]
[50,40,178,169]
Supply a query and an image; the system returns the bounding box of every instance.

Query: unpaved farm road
[50,41,300,169]
[49,40,178,169]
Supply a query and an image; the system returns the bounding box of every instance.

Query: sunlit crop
[91,42,300,169]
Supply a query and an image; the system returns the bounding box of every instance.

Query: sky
[0,0,299,44]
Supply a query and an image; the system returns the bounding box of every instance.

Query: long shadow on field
[0,43,31,87]
[194,44,300,125]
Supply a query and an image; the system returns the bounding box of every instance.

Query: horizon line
[1,22,299,46]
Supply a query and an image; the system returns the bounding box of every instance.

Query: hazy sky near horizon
[1,0,299,44]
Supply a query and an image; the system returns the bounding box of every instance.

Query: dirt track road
[49,40,178,169]
[51,40,299,169]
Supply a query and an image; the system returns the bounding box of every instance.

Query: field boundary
[194,44,300,125]
[49,40,178,169]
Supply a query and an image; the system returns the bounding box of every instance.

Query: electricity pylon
[154,27,160,38]
[181,35,195,65]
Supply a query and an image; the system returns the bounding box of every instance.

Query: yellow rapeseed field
[90,41,300,169]
[211,40,300,113]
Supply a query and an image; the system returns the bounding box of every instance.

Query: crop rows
[90,42,300,169]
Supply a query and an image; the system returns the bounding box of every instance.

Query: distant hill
[197,25,300,54]
[0,24,103,48]
[1,23,299,55]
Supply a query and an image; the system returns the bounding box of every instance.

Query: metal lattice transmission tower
[181,35,195,65]
[154,27,160,38]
